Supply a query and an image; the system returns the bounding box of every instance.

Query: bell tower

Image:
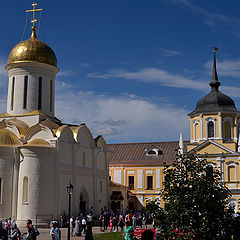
[188,48,240,152]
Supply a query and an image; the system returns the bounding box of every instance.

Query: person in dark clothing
[10,223,21,240]
[23,219,36,240]
[0,220,8,240]
[103,212,108,230]
[141,230,154,240]
[85,223,93,240]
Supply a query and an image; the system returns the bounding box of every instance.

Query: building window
[147,176,153,190]
[50,80,53,112]
[194,123,199,141]
[23,76,28,109]
[100,180,103,193]
[228,166,235,182]
[11,77,15,111]
[38,77,42,110]
[0,177,2,203]
[23,176,28,203]
[128,176,134,189]
[83,152,85,167]
[224,121,231,139]
[207,121,214,138]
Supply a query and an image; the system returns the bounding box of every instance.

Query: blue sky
[1,0,240,143]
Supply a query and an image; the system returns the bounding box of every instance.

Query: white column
[218,112,222,139]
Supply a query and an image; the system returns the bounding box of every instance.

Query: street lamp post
[67,182,73,240]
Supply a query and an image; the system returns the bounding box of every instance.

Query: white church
[0,3,109,226]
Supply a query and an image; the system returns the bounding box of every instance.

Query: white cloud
[168,0,240,29]
[57,70,74,77]
[159,48,181,56]
[80,63,91,68]
[205,59,240,78]
[55,90,189,143]
[88,67,208,91]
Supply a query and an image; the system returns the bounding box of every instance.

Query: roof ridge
[107,140,186,145]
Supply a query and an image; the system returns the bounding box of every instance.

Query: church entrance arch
[79,187,89,216]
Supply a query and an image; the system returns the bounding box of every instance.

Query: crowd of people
[0,219,39,240]
[98,209,151,233]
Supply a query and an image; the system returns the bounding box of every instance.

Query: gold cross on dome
[26,2,43,29]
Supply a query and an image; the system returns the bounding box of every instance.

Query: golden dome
[8,30,57,67]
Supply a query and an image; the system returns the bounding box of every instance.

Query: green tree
[148,153,234,239]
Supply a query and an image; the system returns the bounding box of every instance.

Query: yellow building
[187,50,240,212]
[108,141,180,210]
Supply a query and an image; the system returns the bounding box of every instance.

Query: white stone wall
[6,62,58,118]
[16,147,57,227]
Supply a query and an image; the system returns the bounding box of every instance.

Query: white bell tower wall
[5,62,59,118]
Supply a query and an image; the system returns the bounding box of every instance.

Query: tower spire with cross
[26,1,43,35]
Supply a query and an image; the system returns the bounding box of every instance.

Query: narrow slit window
[100,180,103,193]
[50,80,53,112]
[0,177,2,203]
[38,77,42,110]
[83,152,85,167]
[11,77,15,111]
[23,76,28,109]
[23,176,28,203]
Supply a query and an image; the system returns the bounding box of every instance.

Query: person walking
[10,223,21,240]
[50,222,61,240]
[85,223,93,240]
[74,217,81,236]
[0,220,8,240]
[70,217,74,237]
[82,217,87,234]
[23,219,37,240]
[124,221,134,240]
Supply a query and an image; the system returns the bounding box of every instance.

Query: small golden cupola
[188,48,240,151]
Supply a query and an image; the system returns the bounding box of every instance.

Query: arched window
[224,121,231,139]
[207,121,214,138]
[228,166,235,182]
[0,177,2,203]
[100,180,103,193]
[23,176,28,203]
[194,123,199,141]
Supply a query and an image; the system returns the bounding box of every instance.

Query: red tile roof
[107,141,181,166]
